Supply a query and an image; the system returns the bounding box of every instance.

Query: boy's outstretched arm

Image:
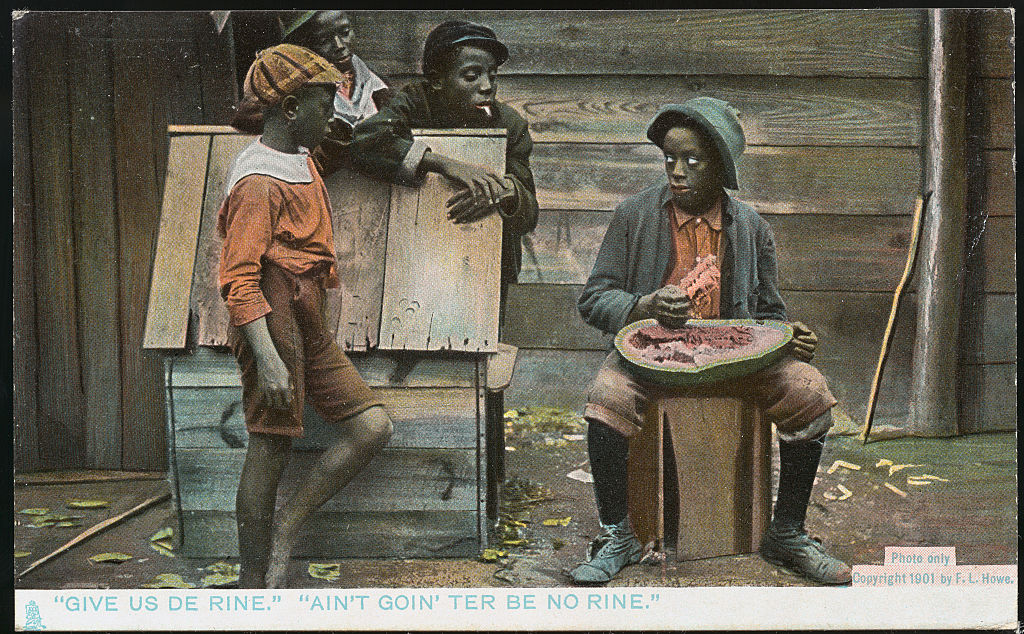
[240,317,294,411]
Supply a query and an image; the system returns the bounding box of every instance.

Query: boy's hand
[630,285,691,329]
[788,321,818,362]
[240,317,294,410]
[446,177,514,223]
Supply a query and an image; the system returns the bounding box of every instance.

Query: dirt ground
[14,421,1016,590]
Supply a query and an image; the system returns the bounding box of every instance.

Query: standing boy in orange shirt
[218,44,392,588]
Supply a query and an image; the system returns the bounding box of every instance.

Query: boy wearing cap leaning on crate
[218,44,393,589]
[350,19,539,306]
[570,97,851,586]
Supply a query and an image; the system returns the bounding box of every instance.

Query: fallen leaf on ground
[89,552,134,564]
[141,573,194,589]
[201,573,239,587]
[66,499,110,509]
[501,539,528,547]
[884,482,908,498]
[888,464,924,476]
[15,550,31,558]
[905,478,933,486]
[53,521,83,528]
[826,460,861,474]
[504,410,520,419]
[308,562,340,581]
[150,527,173,542]
[823,484,853,501]
[915,474,949,482]
[541,516,571,527]
[875,459,893,468]
[18,508,51,516]
[150,542,175,557]
[566,469,594,484]
[203,561,240,576]
[562,434,585,441]
[480,548,508,562]
[544,437,568,447]
[505,446,516,452]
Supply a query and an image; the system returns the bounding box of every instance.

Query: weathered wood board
[353,10,926,77]
[144,135,211,349]
[378,130,506,352]
[191,133,251,347]
[532,145,923,215]
[322,168,392,351]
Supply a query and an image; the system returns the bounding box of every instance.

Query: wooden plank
[170,387,478,450]
[503,284,613,350]
[959,363,1017,434]
[500,75,922,146]
[322,168,392,351]
[532,144,922,213]
[971,9,1014,78]
[503,349,609,412]
[196,14,239,125]
[518,212,922,291]
[13,14,40,472]
[959,294,1016,365]
[176,447,479,513]
[180,510,480,558]
[978,150,1015,217]
[144,136,212,349]
[153,38,205,126]
[379,132,505,351]
[972,215,1016,295]
[978,78,1014,149]
[170,347,478,388]
[352,10,926,77]
[68,22,123,468]
[192,134,253,347]
[27,13,86,468]
[112,41,168,470]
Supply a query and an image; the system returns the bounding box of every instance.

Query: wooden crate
[168,348,489,558]
[146,127,515,558]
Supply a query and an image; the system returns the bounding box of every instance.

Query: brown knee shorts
[584,351,837,442]
[229,263,383,437]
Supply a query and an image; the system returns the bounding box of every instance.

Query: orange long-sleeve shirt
[217,156,339,327]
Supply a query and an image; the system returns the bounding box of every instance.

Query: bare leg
[264,406,392,588]
[236,432,292,588]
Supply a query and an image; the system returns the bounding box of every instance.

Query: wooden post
[908,9,967,437]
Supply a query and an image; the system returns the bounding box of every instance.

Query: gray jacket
[578,183,787,335]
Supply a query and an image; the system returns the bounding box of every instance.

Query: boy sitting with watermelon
[572,98,851,586]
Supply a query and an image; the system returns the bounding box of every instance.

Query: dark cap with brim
[423,20,509,74]
[646,98,746,190]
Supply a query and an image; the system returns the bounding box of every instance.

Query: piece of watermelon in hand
[677,255,721,320]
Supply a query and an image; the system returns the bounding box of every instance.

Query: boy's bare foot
[264,526,297,589]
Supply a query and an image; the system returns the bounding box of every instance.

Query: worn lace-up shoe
[569,521,642,585]
[759,527,852,585]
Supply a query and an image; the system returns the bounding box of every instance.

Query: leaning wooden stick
[860,193,931,444]
[16,492,171,580]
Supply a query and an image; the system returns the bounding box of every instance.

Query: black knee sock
[772,431,826,533]
[587,421,630,526]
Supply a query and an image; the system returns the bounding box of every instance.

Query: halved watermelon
[615,318,794,386]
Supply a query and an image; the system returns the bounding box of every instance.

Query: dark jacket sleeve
[577,201,642,334]
[349,89,423,184]
[754,218,788,321]
[501,111,540,237]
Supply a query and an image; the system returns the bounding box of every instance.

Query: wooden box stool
[627,395,772,561]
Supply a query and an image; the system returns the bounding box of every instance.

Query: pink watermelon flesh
[625,323,786,369]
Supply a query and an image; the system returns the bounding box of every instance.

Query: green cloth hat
[646,98,746,190]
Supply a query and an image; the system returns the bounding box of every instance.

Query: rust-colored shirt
[662,197,723,319]
[217,157,338,327]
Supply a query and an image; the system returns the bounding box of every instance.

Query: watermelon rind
[614,318,794,387]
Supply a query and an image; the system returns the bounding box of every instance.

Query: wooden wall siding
[351,10,926,77]
[379,132,506,352]
[15,12,238,472]
[13,14,40,470]
[957,9,1016,434]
